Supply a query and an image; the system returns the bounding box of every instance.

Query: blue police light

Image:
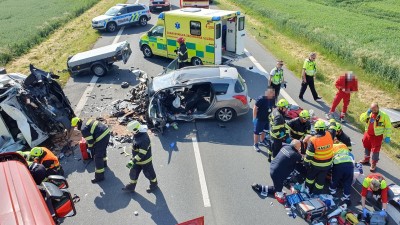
[158,13,165,19]
[236,11,241,15]
[211,16,221,21]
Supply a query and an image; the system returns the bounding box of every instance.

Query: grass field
[226,0,400,89]
[0,0,101,66]
[216,0,400,165]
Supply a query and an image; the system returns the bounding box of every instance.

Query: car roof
[0,153,55,225]
[152,66,238,92]
[166,8,239,19]
[116,3,145,7]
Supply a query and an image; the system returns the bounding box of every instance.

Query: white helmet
[127,120,141,134]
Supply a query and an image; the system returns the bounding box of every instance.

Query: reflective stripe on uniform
[130,180,138,184]
[315,183,324,190]
[90,121,99,134]
[136,156,152,165]
[310,160,332,167]
[151,178,157,182]
[95,129,110,143]
[134,155,141,161]
[139,149,148,155]
[95,168,105,173]
[306,150,315,157]
[85,135,94,141]
[306,178,315,184]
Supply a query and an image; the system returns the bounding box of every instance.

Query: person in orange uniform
[303,119,336,195]
[30,147,63,177]
[359,102,392,172]
[361,173,389,218]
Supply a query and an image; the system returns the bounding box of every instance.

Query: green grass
[216,0,400,165]
[0,0,101,66]
[224,0,400,89]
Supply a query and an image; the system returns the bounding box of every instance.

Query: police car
[92,4,151,32]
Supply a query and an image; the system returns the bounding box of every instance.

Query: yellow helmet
[314,120,326,131]
[299,110,310,120]
[127,120,141,134]
[30,147,44,157]
[71,117,81,127]
[276,99,289,108]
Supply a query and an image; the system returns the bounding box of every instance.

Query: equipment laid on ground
[67,41,132,77]
[79,137,92,160]
[388,184,400,208]
[296,198,328,222]
[369,212,387,225]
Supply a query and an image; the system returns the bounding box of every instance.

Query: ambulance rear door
[235,14,245,55]
[214,21,222,65]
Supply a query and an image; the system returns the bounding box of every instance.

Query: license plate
[156,6,162,8]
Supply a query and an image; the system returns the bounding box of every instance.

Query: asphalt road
[61,0,400,224]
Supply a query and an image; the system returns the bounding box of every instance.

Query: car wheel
[142,45,153,58]
[91,64,107,77]
[139,16,147,26]
[216,107,236,122]
[106,22,117,32]
[191,57,202,66]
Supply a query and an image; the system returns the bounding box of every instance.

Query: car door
[116,7,129,26]
[127,6,139,24]
[214,22,222,65]
[148,26,167,57]
[236,15,245,55]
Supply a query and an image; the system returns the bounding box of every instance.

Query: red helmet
[177,37,185,44]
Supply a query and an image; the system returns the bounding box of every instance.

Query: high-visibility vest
[303,59,316,76]
[359,111,392,137]
[309,132,333,167]
[362,173,387,190]
[271,67,284,85]
[40,147,60,169]
[332,143,353,165]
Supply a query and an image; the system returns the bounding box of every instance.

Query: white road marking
[112,26,125,44]
[192,136,211,207]
[244,48,297,106]
[74,27,125,116]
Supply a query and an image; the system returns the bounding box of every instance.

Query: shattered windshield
[105,7,120,16]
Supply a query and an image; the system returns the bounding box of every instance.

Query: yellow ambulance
[139,8,245,65]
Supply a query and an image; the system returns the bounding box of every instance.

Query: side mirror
[148,31,151,36]
[48,175,69,189]
[53,190,77,218]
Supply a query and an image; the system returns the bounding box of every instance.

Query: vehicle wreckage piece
[0,65,75,153]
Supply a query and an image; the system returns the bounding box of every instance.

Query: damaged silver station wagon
[0,65,75,152]
[139,61,250,132]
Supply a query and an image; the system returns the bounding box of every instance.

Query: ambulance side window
[216,24,221,39]
[190,21,201,36]
[150,26,164,37]
[238,17,245,31]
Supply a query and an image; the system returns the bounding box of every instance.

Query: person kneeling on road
[361,173,391,219]
[268,99,290,162]
[253,88,275,152]
[71,117,111,184]
[123,120,158,193]
[329,142,354,205]
[333,122,352,151]
[287,110,311,141]
[30,147,63,177]
[251,140,303,204]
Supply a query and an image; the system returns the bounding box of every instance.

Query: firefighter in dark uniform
[287,110,311,140]
[175,37,188,69]
[304,119,336,195]
[123,121,158,193]
[329,143,354,205]
[268,99,290,162]
[251,140,303,203]
[71,117,110,183]
[334,122,352,151]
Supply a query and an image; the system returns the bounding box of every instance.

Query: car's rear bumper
[236,104,250,117]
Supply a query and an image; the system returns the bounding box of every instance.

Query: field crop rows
[229,0,400,87]
[0,0,101,66]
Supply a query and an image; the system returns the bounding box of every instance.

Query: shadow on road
[94,169,131,213]
[132,189,178,225]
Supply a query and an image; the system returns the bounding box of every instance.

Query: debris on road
[134,211,139,216]
[121,82,130,88]
[0,65,75,153]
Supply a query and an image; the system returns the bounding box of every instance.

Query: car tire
[91,64,107,77]
[106,22,117,33]
[142,45,153,58]
[139,16,148,26]
[216,107,236,122]
[191,57,203,66]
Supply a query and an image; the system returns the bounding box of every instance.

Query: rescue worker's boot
[358,157,370,165]
[122,183,136,192]
[146,181,158,193]
[91,172,105,184]
[370,161,377,172]
[274,192,286,204]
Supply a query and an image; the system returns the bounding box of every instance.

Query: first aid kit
[297,198,327,222]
